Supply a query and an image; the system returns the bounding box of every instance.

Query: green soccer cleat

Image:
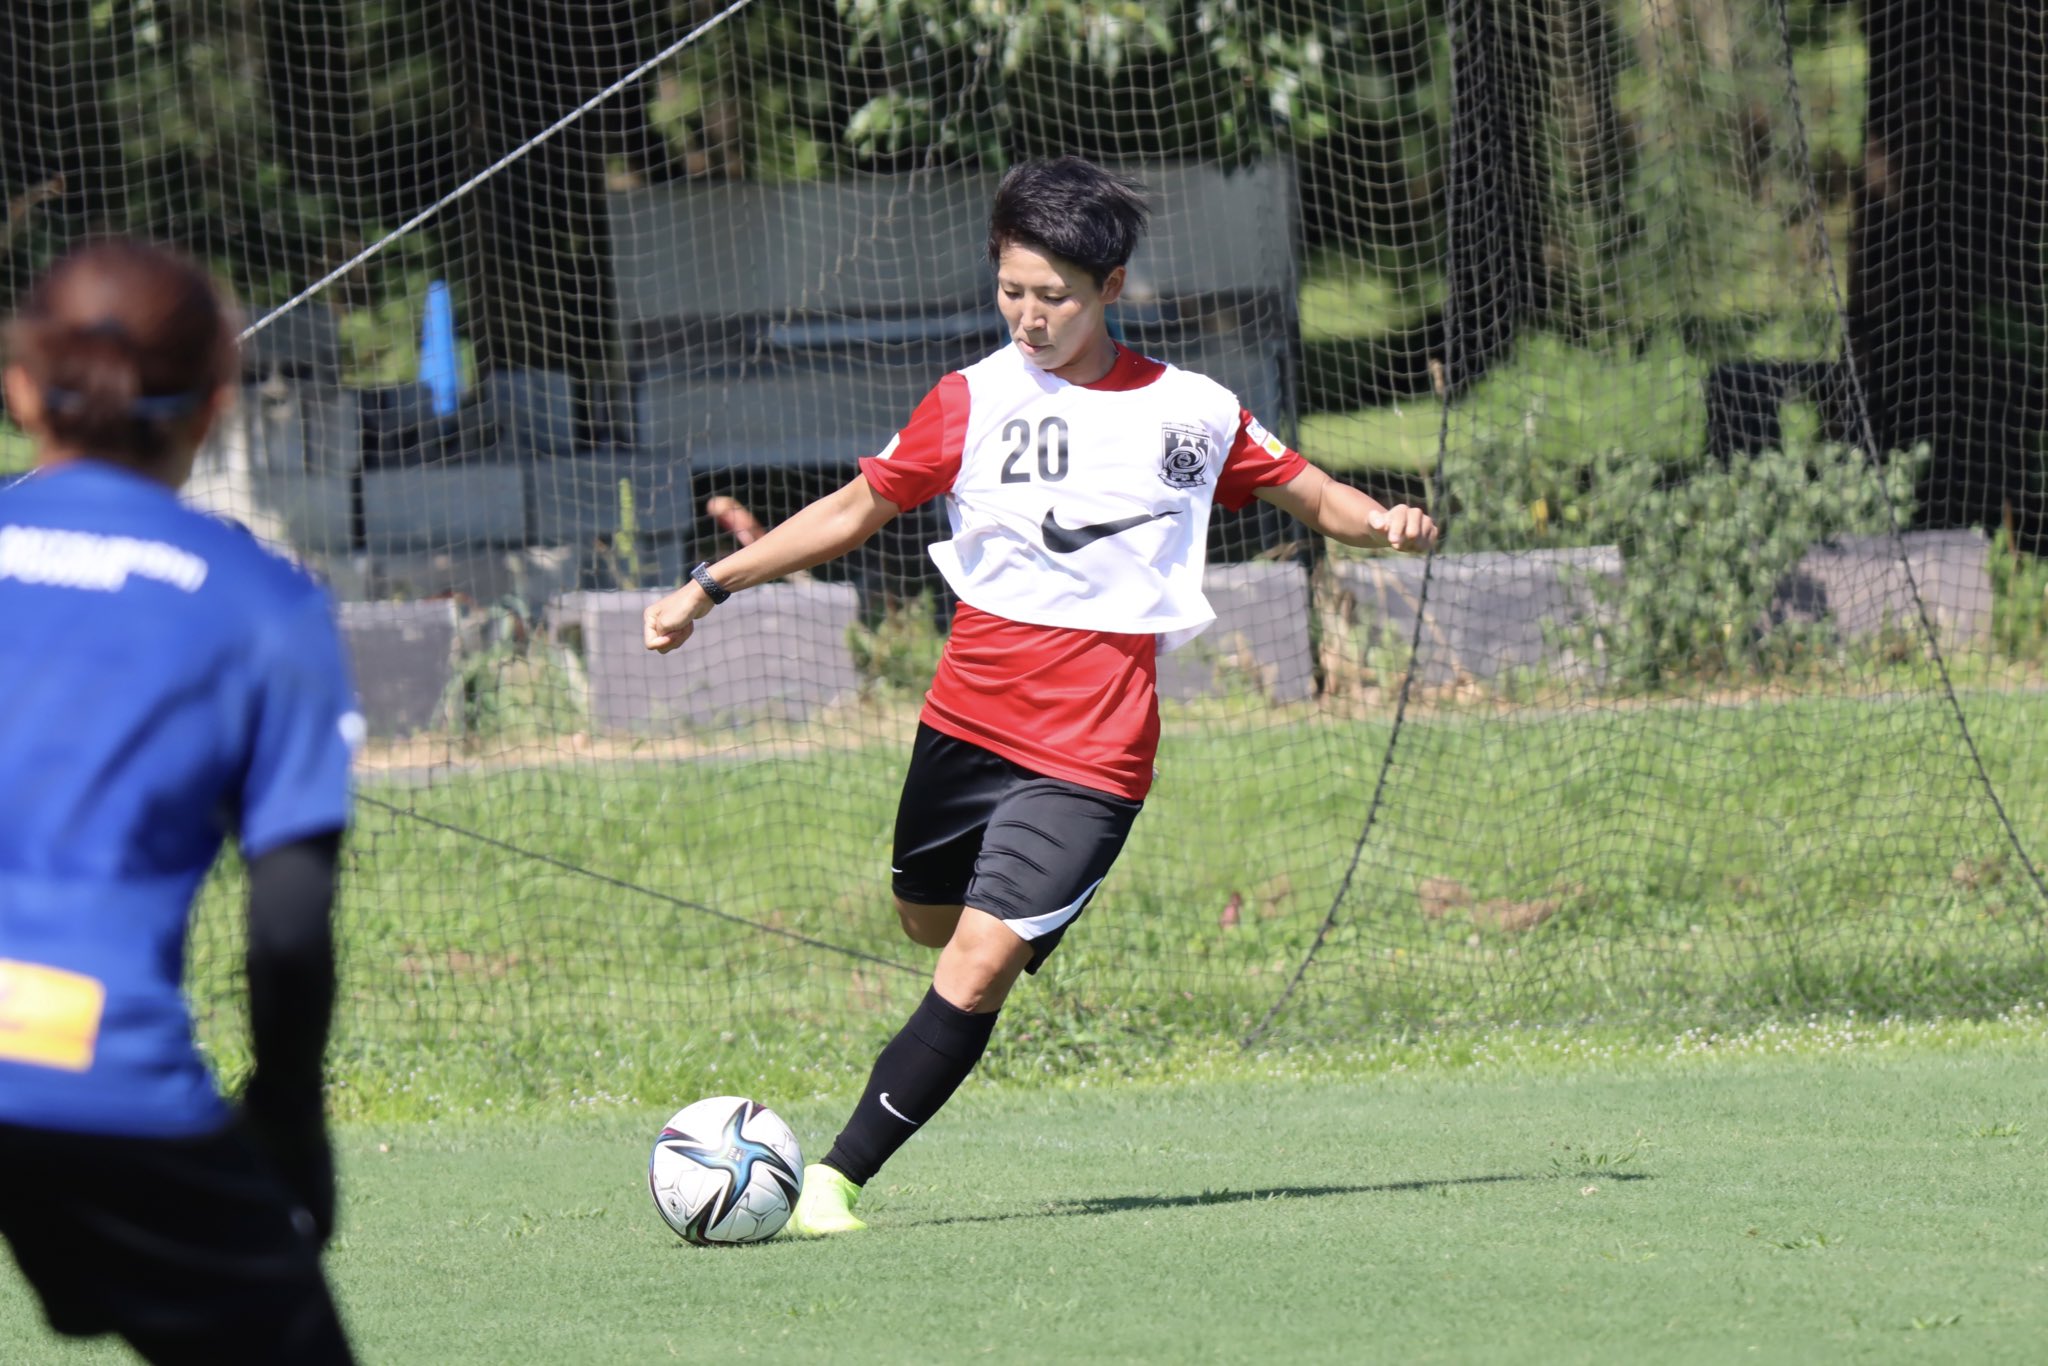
[783,1163,866,1238]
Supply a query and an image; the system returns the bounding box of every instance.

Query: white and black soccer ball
[648,1096,804,1245]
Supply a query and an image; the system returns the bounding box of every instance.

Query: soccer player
[643,158,1438,1236]
[0,241,359,1362]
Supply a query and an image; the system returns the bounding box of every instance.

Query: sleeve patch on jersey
[1245,417,1289,460]
[0,958,105,1072]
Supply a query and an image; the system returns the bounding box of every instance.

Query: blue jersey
[0,462,358,1136]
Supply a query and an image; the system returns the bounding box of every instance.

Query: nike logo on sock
[878,1092,918,1126]
[1041,506,1182,554]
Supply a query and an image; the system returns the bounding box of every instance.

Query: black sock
[821,986,999,1186]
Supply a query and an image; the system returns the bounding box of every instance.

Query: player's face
[996,243,1125,383]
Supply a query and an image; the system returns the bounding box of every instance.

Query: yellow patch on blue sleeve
[0,959,105,1072]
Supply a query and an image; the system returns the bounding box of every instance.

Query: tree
[451,1,665,444]
[1851,0,2048,545]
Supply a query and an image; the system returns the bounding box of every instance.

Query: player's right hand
[644,582,714,653]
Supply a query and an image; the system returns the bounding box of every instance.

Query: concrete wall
[1158,562,1315,702]
[609,163,1297,323]
[554,583,863,730]
[1331,532,1992,685]
[338,601,458,738]
[319,533,1994,739]
[185,381,359,557]
[1333,547,1624,684]
[1772,530,1993,646]
[613,164,1297,464]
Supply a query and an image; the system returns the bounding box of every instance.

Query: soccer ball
[648,1096,804,1245]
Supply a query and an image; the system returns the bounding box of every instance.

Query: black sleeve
[244,830,341,1107]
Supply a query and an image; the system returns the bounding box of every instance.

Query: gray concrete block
[1121,161,1297,299]
[1774,530,1992,647]
[1158,562,1314,702]
[483,369,579,457]
[1335,547,1622,684]
[338,601,458,738]
[611,161,1294,322]
[240,303,342,385]
[362,465,527,552]
[636,366,927,468]
[302,553,374,604]
[555,583,861,730]
[201,381,360,479]
[614,179,996,319]
[182,469,352,559]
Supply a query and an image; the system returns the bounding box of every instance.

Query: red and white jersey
[860,343,1308,798]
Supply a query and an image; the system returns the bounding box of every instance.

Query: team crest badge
[1158,422,1213,489]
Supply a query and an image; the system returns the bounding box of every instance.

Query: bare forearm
[701,482,888,592]
[644,475,902,653]
[1259,464,1438,553]
[1312,480,1393,548]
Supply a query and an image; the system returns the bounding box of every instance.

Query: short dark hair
[986,157,1148,286]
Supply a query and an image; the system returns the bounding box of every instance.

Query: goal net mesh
[6,0,2043,1099]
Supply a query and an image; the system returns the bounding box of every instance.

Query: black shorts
[0,1118,353,1366]
[890,724,1144,971]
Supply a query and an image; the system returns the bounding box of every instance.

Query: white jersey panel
[926,346,1240,652]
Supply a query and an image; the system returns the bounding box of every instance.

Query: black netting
[8,1,2044,1094]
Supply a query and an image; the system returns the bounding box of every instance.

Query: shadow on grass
[894,1171,1651,1228]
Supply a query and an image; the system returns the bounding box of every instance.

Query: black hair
[986,157,1149,286]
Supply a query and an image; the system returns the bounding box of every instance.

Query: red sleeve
[859,372,970,511]
[1214,408,1311,511]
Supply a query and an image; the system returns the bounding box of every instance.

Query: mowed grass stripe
[10,1041,2041,1364]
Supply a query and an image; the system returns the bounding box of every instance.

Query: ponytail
[5,241,237,468]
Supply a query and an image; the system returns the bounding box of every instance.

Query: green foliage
[1436,333,1711,551]
[847,593,948,697]
[1412,329,1934,687]
[1584,442,1923,687]
[648,0,841,181]
[1607,1,1854,332]
[440,602,588,744]
[0,422,33,476]
[1988,523,2048,664]
[1592,443,1896,682]
[614,479,644,589]
[835,0,1429,165]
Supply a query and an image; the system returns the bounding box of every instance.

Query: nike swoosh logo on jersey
[879,1092,918,1125]
[1041,507,1183,554]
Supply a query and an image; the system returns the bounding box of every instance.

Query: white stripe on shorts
[1001,876,1106,941]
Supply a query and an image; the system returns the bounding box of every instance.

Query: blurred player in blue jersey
[0,241,359,1364]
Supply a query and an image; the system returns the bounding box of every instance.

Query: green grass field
[10,682,2048,1361]
[167,687,2048,1120]
[6,1019,2046,1363]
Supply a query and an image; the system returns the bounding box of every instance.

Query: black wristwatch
[689,561,733,605]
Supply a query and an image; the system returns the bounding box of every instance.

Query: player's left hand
[1368,504,1439,553]
[644,583,715,653]
[241,1076,337,1245]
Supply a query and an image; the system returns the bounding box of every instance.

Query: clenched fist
[644,582,714,653]
[1366,504,1439,553]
